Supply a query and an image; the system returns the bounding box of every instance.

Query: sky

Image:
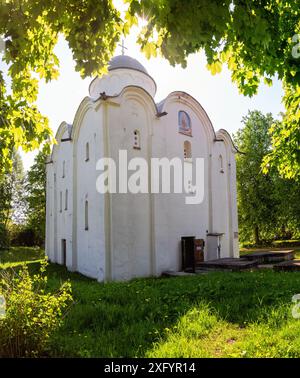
[2,18,285,171]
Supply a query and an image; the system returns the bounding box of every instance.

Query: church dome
[108,55,149,75]
[89,54,156,99]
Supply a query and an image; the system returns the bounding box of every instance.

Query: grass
[0,246,45,268]
[2,246,300,357]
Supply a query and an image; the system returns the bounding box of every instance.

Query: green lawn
[0,246,45,268]
[1,247,300,357]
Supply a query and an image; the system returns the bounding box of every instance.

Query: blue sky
[3,30,284,170]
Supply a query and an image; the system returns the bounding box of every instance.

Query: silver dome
[108,55,148,74]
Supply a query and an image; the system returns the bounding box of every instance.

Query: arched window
[65,189,68,210]
[184,141,192,160]
[62,161,65,178]
[179,111,192,136]
[85,200,89,231]
[85,142,90,161]
[219,155,224,173]
[133,130,141,150]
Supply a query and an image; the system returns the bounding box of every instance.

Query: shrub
[0,223,9,250]
[9,224,39,247]
[0,260,73,357]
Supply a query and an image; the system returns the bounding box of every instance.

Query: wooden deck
[162,250,299,276]
[243,250,295,264]
[196,258,259,272]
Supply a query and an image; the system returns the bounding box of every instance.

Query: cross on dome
[118,40,128,56]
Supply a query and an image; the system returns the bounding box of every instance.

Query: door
[194,239,205,265]
[207,234,224,260]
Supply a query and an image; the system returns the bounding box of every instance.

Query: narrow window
[184,141,192,160]
[85,200,89,230]
[62,161,65,178]
[59,191,62,213]
[61,239,67,266]
[133,130,141,150]
[65,189,68,210]
[219,155,224,173]
[86,142,90,161]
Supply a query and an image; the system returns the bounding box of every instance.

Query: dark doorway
[181,236,195,272]
[181,237,205,272]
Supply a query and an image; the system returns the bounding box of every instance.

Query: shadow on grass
[24,262,300,357]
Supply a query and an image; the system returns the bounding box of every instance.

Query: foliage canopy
[0,0,300,176]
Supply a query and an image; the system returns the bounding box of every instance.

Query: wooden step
[274,260,300,272]
[162,271,196,277]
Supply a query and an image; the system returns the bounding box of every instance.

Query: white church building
[45,54,239,282]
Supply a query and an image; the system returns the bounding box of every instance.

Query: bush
[0,223,9,250]
[9,223,43,247]
[0,261,73,357]
[272,239,300,248]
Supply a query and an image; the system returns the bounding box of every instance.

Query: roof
[66,123,73,137]
[108,55,148,75]
[156,99,166,114]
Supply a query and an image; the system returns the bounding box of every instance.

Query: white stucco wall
[105,90,153,280]
[73,102,106,281]
[45,162,54,261]
[152,95,212,273]
[211,141,231,258]
[46,124,73,268]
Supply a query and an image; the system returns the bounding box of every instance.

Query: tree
[234,111,280,244]
[262,85,300,179]
[25,150,47,246]
[273,175,300,239]
[0,150,25,225]
[0,0,123,172]
[128,0,300,178]
[0,172,11,248]
[0,1,300,177]
[0,150,26,248]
